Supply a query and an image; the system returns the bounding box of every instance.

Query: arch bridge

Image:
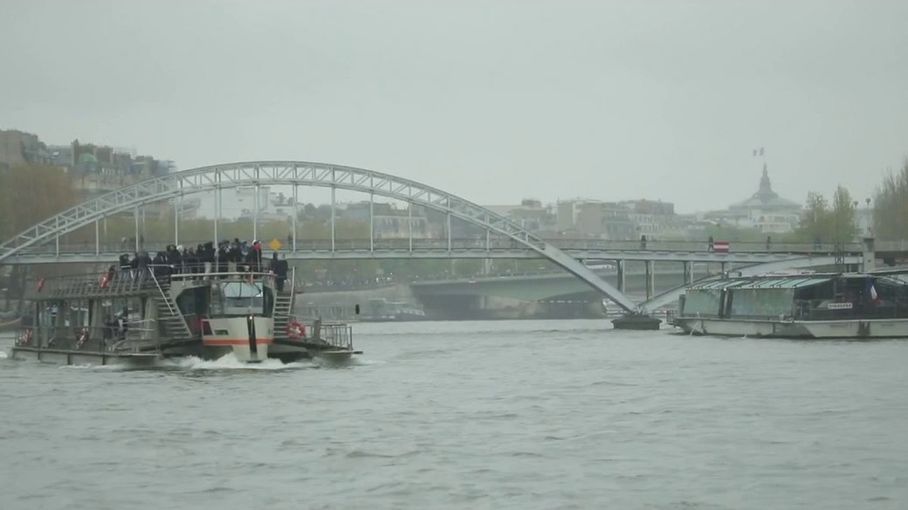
[1,161,643,312]
[0,161,866,314]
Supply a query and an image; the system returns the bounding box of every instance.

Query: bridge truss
[0,161,641,312]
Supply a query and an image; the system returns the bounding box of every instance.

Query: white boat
[11,266,359,365]
[671,272,908,339]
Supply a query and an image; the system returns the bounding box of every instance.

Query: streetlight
[865,197,872,236]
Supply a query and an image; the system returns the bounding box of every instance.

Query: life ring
[17,329,32,346]
[75,327,89,349]
[287,320,305,339]
[99,272,111,289]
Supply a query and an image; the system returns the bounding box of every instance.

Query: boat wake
[165,353,315,371]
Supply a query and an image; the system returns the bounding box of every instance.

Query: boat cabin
[679,273,908,321]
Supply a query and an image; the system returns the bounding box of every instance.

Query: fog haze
[2,0,907,212]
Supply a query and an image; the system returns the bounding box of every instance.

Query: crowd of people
[110,239,290,290]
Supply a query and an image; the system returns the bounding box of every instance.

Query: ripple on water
[1,323,907,510]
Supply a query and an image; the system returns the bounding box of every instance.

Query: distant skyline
[2,0,907,213]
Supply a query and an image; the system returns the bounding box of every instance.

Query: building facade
[706,165,802,233]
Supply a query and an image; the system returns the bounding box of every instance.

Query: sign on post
[713,241,730,253]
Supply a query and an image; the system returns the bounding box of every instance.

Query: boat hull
[673,317,908,338]
[11,346,161,366]
[201,316,273,362]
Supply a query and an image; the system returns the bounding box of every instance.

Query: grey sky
[2,0,907,212]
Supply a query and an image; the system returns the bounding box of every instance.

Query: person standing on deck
[228,239,240,274]
[273,252,289,292]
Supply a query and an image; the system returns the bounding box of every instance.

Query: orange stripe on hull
[203,338,274,346]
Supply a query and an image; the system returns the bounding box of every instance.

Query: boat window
[681,289,722,317]
[729,289,794,318]
[217,282,274,317]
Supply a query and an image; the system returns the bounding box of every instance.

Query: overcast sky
[2,0,907,212]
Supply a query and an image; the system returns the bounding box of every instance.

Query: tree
[796,187,857,244]
[873,159,908,240]
[830,185,858,244]
[797,192,831,243]
[0,164,77,240]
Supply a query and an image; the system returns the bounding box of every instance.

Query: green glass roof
[689,276,830,291]
[689,279,748,290]
[732,277,830,289]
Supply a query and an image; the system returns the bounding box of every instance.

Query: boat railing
[158,268,277,285]
[148,270,177,317]
[30,269,160,299]
[16,321,158,352]
[318,322,354,350]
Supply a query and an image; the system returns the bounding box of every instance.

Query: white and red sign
[712,241,730,253]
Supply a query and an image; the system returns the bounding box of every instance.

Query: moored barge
[671,272,908,338]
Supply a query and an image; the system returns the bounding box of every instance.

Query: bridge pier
[863,237,875,272]
[645,260,654,300]
[616,260,626,293]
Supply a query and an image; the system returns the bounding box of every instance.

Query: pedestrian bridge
[0,161,866,314]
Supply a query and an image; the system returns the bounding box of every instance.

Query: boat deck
[11,345,161,365]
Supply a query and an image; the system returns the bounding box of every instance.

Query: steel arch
[0,161,639,311]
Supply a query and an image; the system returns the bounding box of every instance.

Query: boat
[359,298,427,322]
[10,266,360,365]
[670,271,908,338]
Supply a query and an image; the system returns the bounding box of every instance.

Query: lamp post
[865,197,872,236]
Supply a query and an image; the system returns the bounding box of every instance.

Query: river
[1,320,906,509]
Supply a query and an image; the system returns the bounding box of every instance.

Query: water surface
[1,321,906,509]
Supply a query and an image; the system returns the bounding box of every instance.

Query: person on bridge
[640,234,647,250]
[707,236,714,252]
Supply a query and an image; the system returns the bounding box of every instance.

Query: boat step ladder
[272,268,295,341]
[149,274,194,342]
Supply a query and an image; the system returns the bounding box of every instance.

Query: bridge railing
[4,237,864,257]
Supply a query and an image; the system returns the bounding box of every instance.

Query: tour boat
[671,272,908,338]
[10,267,359,365]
